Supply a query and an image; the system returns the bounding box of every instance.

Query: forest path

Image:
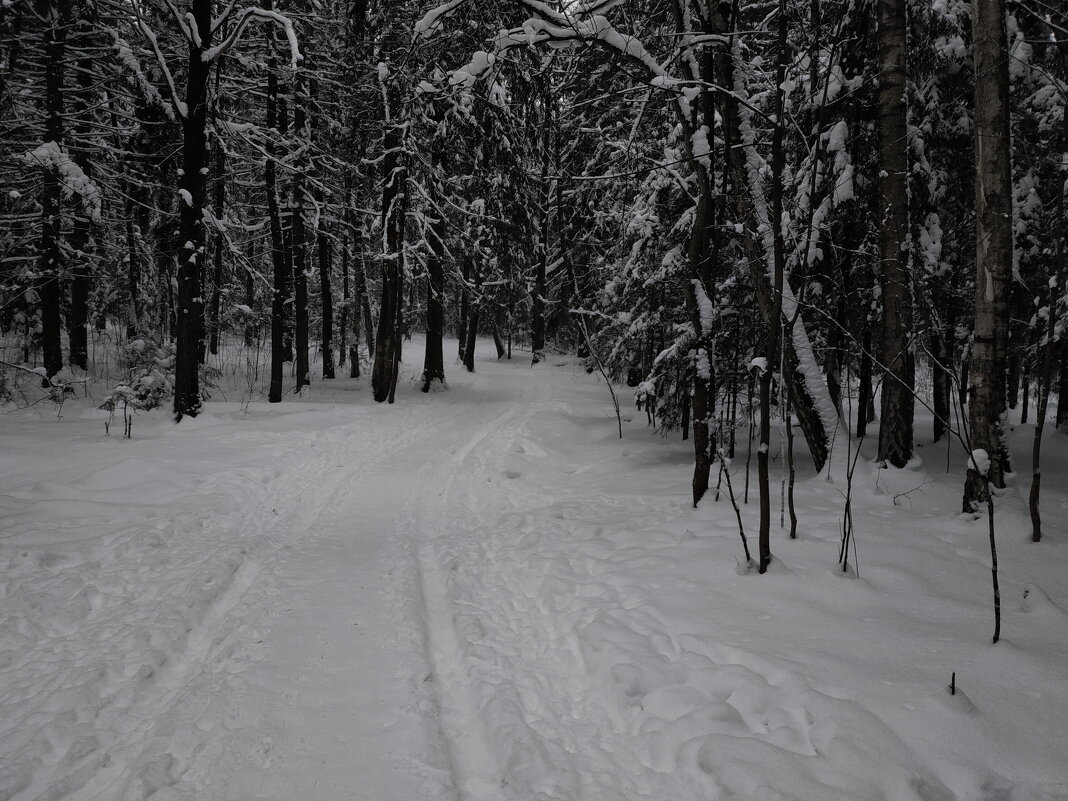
[0,339,580,801]
[3,338,1068,801]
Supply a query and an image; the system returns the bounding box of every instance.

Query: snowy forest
[2,0,1068,799]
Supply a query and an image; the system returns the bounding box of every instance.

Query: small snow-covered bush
[99,337,176,413]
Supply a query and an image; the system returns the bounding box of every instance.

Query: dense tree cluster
[1,0,1066,551]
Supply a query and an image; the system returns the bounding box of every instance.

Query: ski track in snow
[3,339,1068,801]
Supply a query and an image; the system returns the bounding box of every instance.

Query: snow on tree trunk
[173,0,213,419]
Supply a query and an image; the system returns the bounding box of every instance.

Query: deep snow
[2,336,1067,801]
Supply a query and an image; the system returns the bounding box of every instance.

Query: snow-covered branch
[203,7,302,69]
[133,15,188,118]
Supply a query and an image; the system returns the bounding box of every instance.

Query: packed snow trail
[3,337,1068,801]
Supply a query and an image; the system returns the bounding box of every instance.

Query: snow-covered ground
[2,337,1067,801]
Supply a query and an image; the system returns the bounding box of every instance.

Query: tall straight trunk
[758,0,788,574]
[685,7,720,509]
[458,256,471,362]
[1059,343,1068,430]
[964,0,1013,509]
[353,229,374,357]
[319,220,335,379]
[932,332,951,442]
[371,78,405,403]
[858,320,873,437]
[1006,350,1022,409]
[173,0,213,419]
[876,0,914,467]
[463,260,481,372]
[209,137,226,356]
[1029,32,1067,541]
[422,179,446,391]
[1020,369,1029,424]
[67,20,94,371]
[244,240,257,347]
[340,233,349,369]
[291,77,310,391]
[292,201,309,388]
[266,8,287,403]
[125,199,142,335]
[532,74,551,364]
[37,0,67,381]
[686,194,714,508]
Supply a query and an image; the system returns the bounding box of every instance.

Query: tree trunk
[492,320,506,359]
[125,199,143,336]
[1029,32,1067,541]
[291,79,310,391]
[37,0,68,382]
[244,241,257,347]
[371,76,405,403]
[1006,350,1022,409]
[720,33,834,473]
[758,0,788,574]
[67,18,94,371]
[319,222,335,379]
[532,74,551,365]
[173,0,213,419]
[964,0,1013,509]
[422,182,446,391]
[340,233,349,369]
[458,256,471,362]
[266,8,287,403]
[209,136,226,356]
[463,260,481,372]
[876,0,914,468]
[932,332,951,442]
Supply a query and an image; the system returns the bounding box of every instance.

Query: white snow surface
[2,336,1068,801]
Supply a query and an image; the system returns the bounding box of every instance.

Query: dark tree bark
[532,73,551,365]
[1006,350,1022,409]
[173,0,213,419]
[492,320,506,359]
[208,135,226,356]
[758,0,789,574]
[463,260,481,372]
[932,332,951,442]
[458,256,471,362]
[964,0,1013,509]
[125,199,143,336]
[67,15,95,371]
[352,227,374,361]
[876,0,914,467]
[319,220,335,379]
[340,232,349,370]
[244,240,257,347]
[266,8,287,403]
[291,76,310,391]
[371,76,405,403]
[422,175,446,391]
[857,323,873,437]
[718,18,833,474]
[1029,30,1067,541]
[37,0,68,382]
